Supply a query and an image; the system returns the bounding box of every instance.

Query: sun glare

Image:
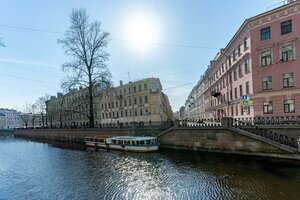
[124,12,160,54]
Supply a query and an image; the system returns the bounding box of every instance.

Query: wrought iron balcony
[211,90,221,97]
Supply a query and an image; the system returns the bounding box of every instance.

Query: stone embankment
[15,118,300,160]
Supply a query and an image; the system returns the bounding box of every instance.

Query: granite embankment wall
[14,128,157,143]
[15,126,300,160]
[158,127,300,159]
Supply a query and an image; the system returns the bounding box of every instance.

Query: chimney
[120,80,123,86]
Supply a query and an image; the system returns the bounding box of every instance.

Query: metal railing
[233,119,298,150]
[179,119,221,127]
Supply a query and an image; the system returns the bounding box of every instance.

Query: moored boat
[85,136,159,152]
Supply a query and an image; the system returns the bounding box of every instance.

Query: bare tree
[58,8,112,128]
[34,94,51,127]
[19,103,32,128]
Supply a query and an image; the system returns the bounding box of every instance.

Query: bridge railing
[232,119,298,150]
[178,118,221,127]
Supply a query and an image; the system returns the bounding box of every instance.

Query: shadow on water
[159,148,300,176]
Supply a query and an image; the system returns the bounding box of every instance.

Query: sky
[0,0,283,112]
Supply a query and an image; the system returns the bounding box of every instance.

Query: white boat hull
[86,143,159,152]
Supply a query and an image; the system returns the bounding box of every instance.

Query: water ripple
[1,138,300,199]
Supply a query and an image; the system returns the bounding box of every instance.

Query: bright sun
[124,12,160,53]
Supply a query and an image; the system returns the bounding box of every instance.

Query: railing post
[221,117,233,128]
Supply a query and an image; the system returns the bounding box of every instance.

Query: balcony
[211,90,221,97]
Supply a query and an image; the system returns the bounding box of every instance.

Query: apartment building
[0,108,21,128]
[250,1,300,116]
[46,78,172,128]
[185,0,300,119]
[0,113,5,129]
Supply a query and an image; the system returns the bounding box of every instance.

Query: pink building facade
[250,2,300,117]
[189,0,300,120]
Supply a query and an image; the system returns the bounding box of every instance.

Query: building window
[284,99,295,113]
[129,98,132,106]
[244,59,249,73]
[261,50,272,66]
[228,55,231,66]
[230,90,233,100]
[134,98,137,105]
[138,85,142,92]
[281,44,293,61]
[261,27,270,41]
[238,65,243,77]
[263,101,273,114]
[139,97,142,104]
[239,85,243,97]
[125,110,128,117]
[144,83,148,90]
[116,101,118,108]
[124,100,127,106]
[234,87,237,99]
[144,95,148,103]
[262,76,272,90]
[133,86,136,93]
[152,82,157,92]
[135,110,137,116]
[283,72,294,88]
[244,38,248,50]
[281,20,292,35]
[128,87,131,94]
[233,51,236,61]
[121,111,123,117]
[124,88,126,94]
[140,109,143,116]
[246,81,249,95]
[233,68,237,80]
[238,45,241,56]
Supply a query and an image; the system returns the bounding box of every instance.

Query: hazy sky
[0,0,282,111]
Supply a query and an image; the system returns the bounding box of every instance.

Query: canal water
[1,136,300,200]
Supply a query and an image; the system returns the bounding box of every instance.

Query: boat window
[146,140,150,145]
[140,141,145,145]
[112,140,116,144]
[95,139,98,142]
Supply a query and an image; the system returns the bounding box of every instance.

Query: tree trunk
[89,84,95,128]
[88,70,95,128]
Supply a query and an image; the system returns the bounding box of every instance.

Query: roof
[110,136,157,141]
